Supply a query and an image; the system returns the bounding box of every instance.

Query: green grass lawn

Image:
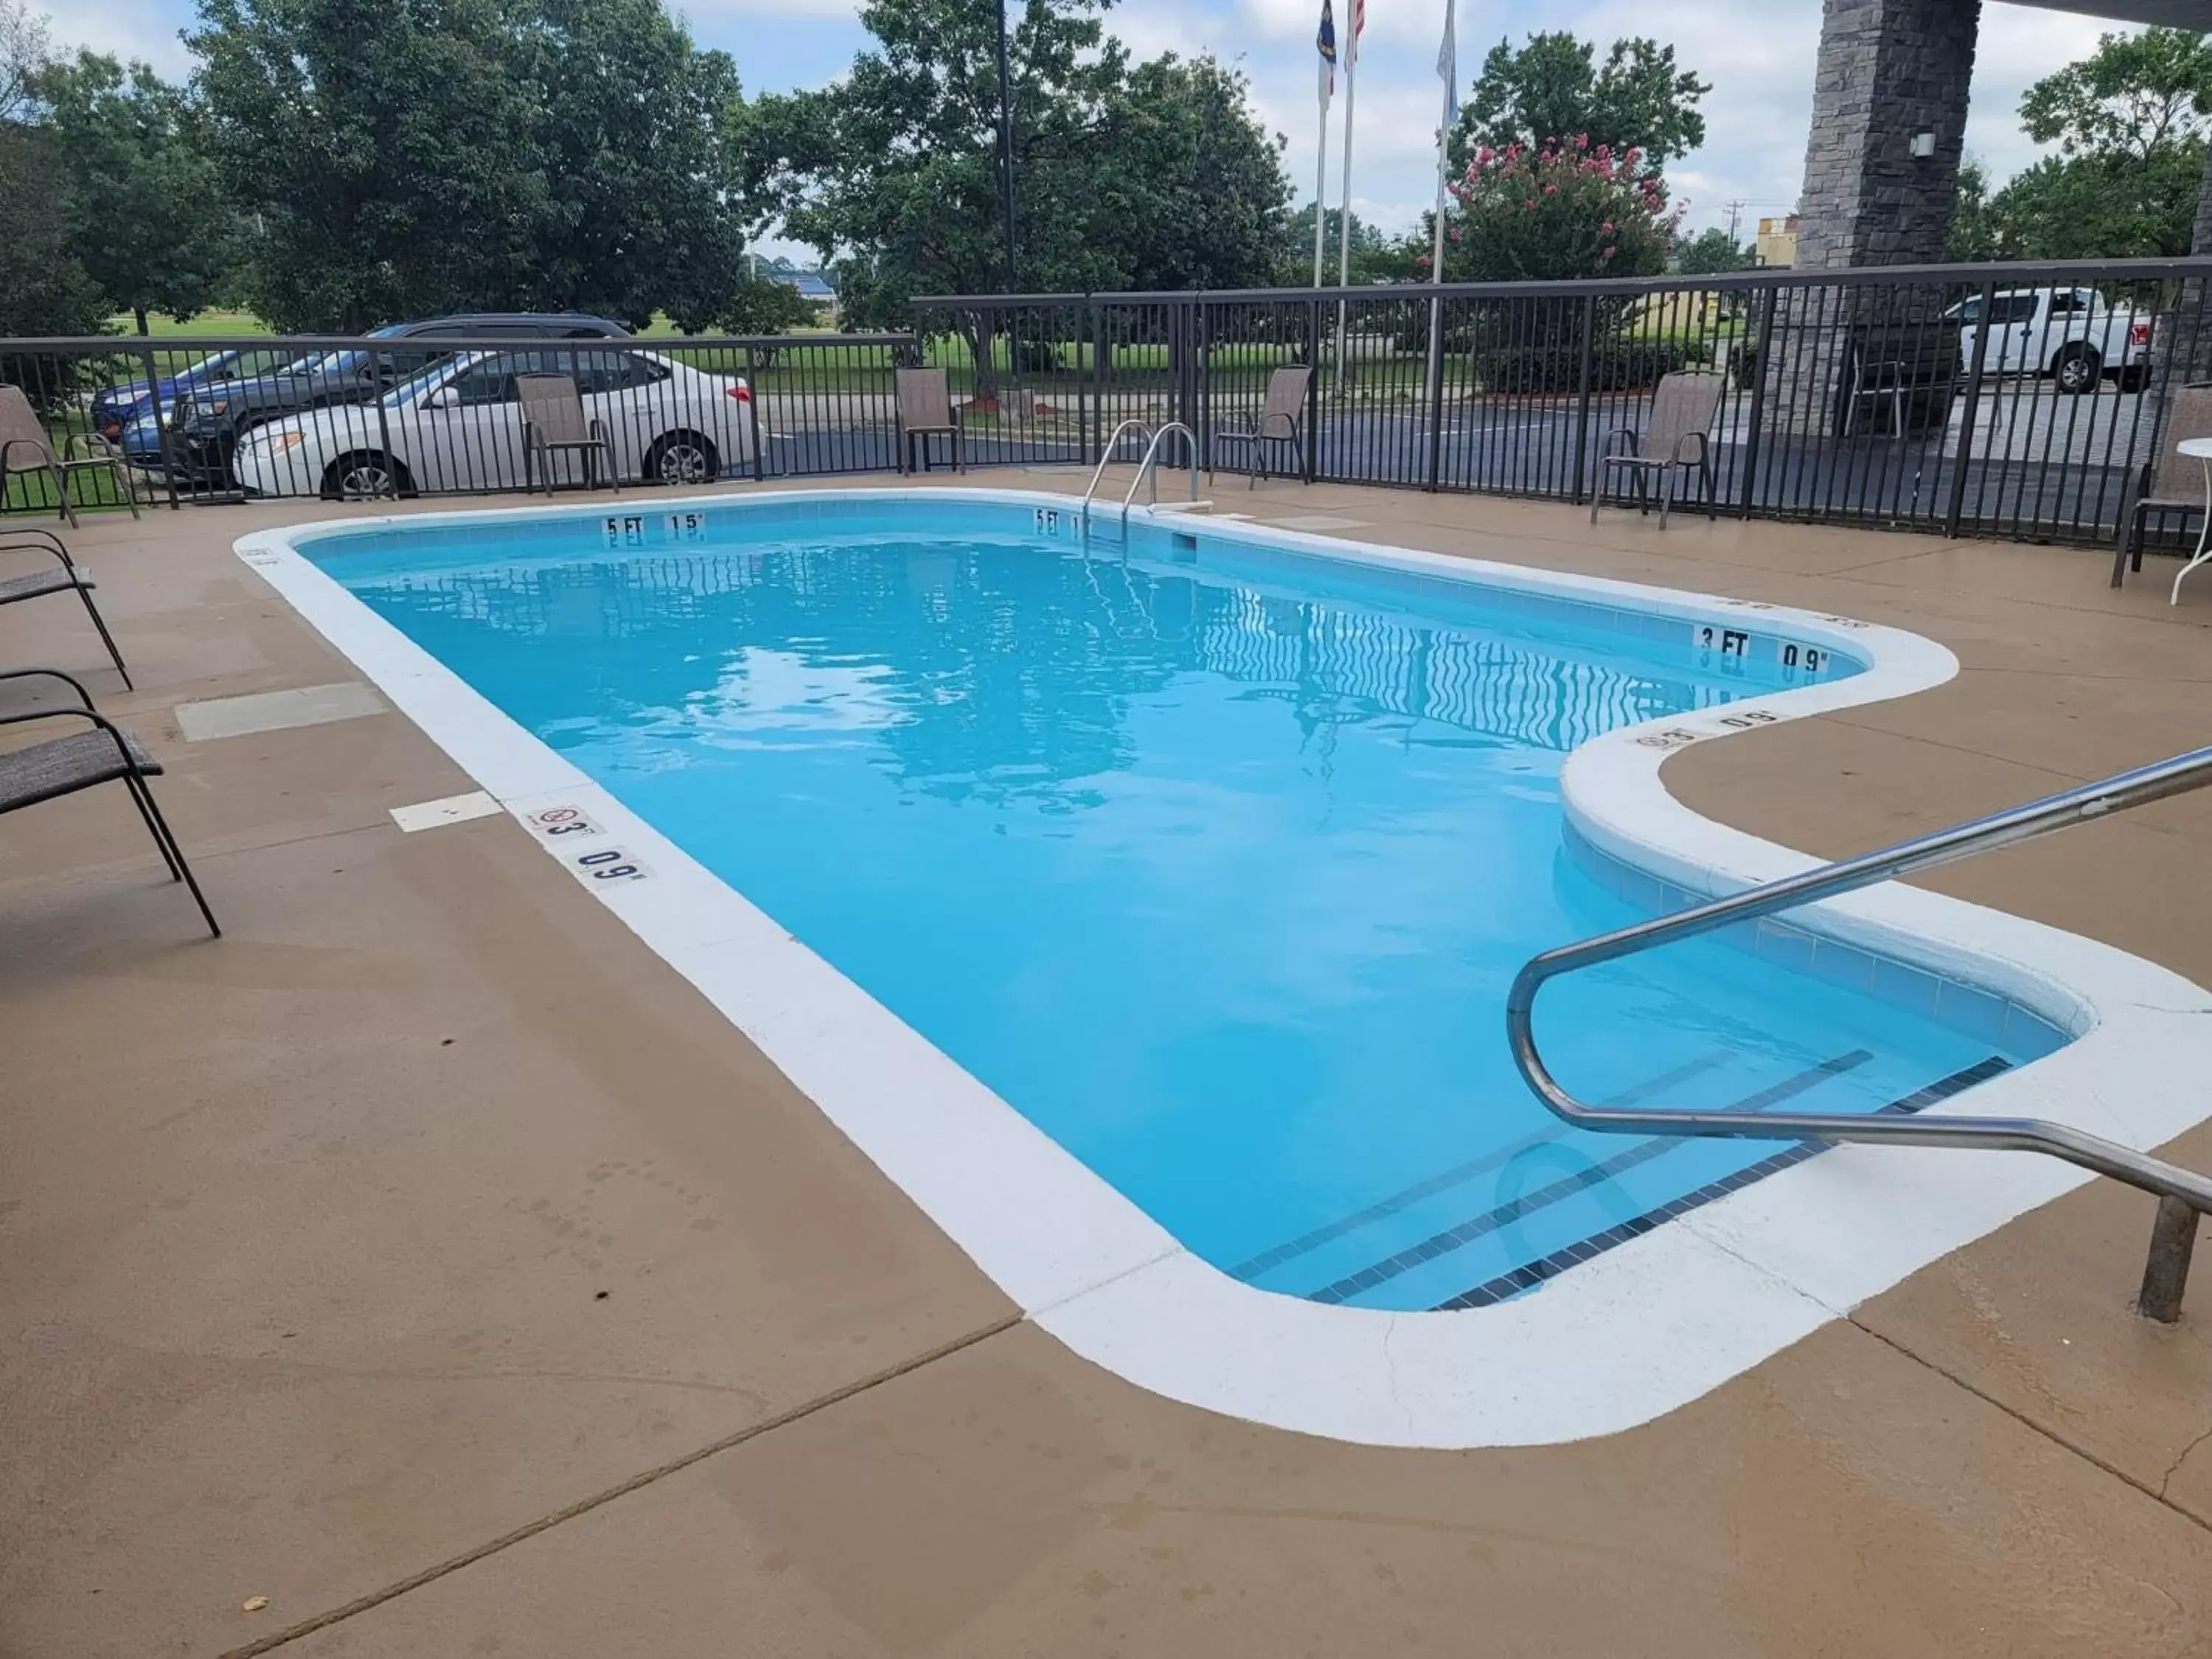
[116,308,271,338]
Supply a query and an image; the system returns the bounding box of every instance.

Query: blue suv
[89,347,298,445]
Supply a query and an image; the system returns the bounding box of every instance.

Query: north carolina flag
[1317,0,1336,101]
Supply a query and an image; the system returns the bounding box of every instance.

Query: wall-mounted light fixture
[1909,131,1936,159]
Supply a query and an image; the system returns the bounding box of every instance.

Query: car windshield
[383,352,484,408]
[197,348,293,382]
[294,323,415,380]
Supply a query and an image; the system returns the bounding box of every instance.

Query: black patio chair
[0,667,218,936]
[0,528,132,688]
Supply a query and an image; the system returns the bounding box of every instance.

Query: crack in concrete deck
[212,1315,1025,1659]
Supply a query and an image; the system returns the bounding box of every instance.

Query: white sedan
[231,347,757,498]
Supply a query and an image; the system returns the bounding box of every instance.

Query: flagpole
[1424,0,1458,453]
[1332,45,1356,389]
[1313,68,1329,288]
[1433,3,1451,469]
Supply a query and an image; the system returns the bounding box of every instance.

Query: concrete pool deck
[4,474,2212,1656]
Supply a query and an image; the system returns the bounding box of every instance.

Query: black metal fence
[914,257,2212,546]
[5,259,2210,551]
[0,331,918,512]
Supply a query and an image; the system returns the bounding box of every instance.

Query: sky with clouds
[44,0,2130,255]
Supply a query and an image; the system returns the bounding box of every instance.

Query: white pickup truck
[1944,286,2154,394]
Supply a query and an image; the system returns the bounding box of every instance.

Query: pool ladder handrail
[1505,742,2212,1322]
[1079,420,1206,541]
[1117,422,1204,532]
[1080,420,1150,538]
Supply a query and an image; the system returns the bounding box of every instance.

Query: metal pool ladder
[1080,420,1207,542]
[1506,742,2212,1321]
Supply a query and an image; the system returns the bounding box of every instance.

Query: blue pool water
[308,496,2062,1312]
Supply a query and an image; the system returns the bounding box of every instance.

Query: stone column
[1770,0,1981,439]
[1795,0,1980,271]
[2175,146,2212,389]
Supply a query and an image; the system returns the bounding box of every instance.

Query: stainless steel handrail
[1506,742,2212,1320]
[1080,420,1151,537]
[1119,422,1202,531]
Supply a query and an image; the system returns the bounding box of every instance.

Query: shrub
[1438,136,1680,285]
[1473,337,1710,394]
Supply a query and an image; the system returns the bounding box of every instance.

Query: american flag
[1345,0,1365,69]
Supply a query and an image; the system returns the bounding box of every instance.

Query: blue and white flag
[1317,0,1337,102]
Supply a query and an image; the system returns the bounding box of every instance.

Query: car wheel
[321,451,411,501]
[646,431,720,485]
[2052,344,2101,395]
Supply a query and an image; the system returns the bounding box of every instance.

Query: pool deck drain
[389,790,502,832]
[6,476,2212,1658]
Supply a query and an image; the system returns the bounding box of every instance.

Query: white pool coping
[235,487,2212,1448]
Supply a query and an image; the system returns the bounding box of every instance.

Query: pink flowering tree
[1431,136,1678,284]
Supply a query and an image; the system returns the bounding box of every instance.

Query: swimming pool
[241,490,2212,1445]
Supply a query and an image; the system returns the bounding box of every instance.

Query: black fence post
[1077,303,1091,466]
[1305,296,1322,482]
[1424,293,1447,493]
[1090,299,1108,464]
[372,378,396,500]
[1569,292,1596,506]
[745,344,768,481]
[1945,276,2000,539]
[136,341,180,510]
[1738,282,1778,518]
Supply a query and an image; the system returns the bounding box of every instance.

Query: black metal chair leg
[120,771,184,882]
[129,775,219,937]
[74,586,132,691]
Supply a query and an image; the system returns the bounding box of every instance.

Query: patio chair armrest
[0,435,60,473]
[589,418,610,446]
[0,528,77,571]
[0,705,143,773]
[62,431,121,464]
[0,667,97,707]
[1599,427,1641,459]
[1669,431,1711,467]
[521,419,543,452]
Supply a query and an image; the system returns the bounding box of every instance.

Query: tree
[0,125,110,400]
[2020,27,2212,165]
[1104,55,1290,294]
[1456,32,1708,172]
[1,0,46,123]
[1674,226,1749,275]
[504,0,754,330]
[32,52,239,332]
[1276,204,1420,286]
[754,0,1131,349]
[190,0,546,329]
[189,0,763,330]
[1946,156,1998,260]
[753,0,1289,386]
[0,0,101,366]
[1440,137,1678,284]
[1957,29,2212,261]
[0,126,104,338]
